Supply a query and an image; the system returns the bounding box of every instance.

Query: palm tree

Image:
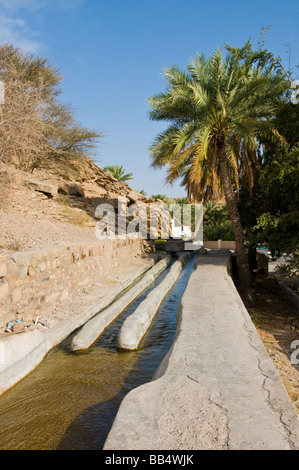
[204,202,229,228]
[103,165,134,182]
[148,42,286,292]
[151,194,167,201]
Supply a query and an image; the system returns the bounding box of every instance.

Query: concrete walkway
[104,250,299,450]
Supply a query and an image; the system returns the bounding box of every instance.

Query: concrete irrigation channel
[70,254,172,351]
[105,250,299,451]
[0,252,197,450]
[117,252,191,350]
[0,256,158,395]
[1,249,298,450]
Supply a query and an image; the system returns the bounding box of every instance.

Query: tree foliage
[148,40,286,202]
[0,44,101,176]
[148,40,287,289]
[151,194,167,201]
[239,138,299,275]
[203,202,234,241]
[103,165,134,182]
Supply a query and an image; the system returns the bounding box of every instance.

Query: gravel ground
[0,184,98,254]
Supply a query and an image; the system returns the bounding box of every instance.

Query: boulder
[23,177,58,197]
[127,190,147,203]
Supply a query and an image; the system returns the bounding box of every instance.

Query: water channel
[0,254,196,450]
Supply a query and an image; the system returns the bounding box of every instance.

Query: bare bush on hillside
[0,61,47,170]
[0,44,101,176]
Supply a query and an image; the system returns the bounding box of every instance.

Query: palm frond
[148,42,287,204]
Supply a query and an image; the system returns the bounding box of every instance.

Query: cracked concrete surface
[104,250,299,450]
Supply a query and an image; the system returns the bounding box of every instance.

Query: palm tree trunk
[218,144,252,290]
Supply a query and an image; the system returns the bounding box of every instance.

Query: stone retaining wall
[0,238,145,328]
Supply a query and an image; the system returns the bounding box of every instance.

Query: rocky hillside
[0,160,170,254]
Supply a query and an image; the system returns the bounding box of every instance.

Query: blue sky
[0,0,298,197]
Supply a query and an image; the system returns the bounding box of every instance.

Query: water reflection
[0,255,196,450]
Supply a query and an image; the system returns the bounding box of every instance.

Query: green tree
[204,202,228,227]
[151,194,167,201]
[237,87,299,277]
[239,142,299,275]
[148,41,287,291]
[138,189,147,196]
[103,165,134,182]
[203,202,234,241]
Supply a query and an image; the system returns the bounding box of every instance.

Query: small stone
[28,266,36,277]
[12,323,25,333]
[39,262,46,272]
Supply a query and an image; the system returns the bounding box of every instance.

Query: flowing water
[0,255,196,450]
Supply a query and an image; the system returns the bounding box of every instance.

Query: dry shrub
[0,45,101,176]
[60,205,94,226]
[0,235,21,252]
[0,62,48,170]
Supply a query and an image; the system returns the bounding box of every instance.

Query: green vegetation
[151,194,167,201]
[103,165,134,182]
[238,100,299,277]
[203,202,234,241]
[148,39,288,290]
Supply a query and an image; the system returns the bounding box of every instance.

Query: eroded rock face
[0,161,171,240]
[22,177,59,197]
